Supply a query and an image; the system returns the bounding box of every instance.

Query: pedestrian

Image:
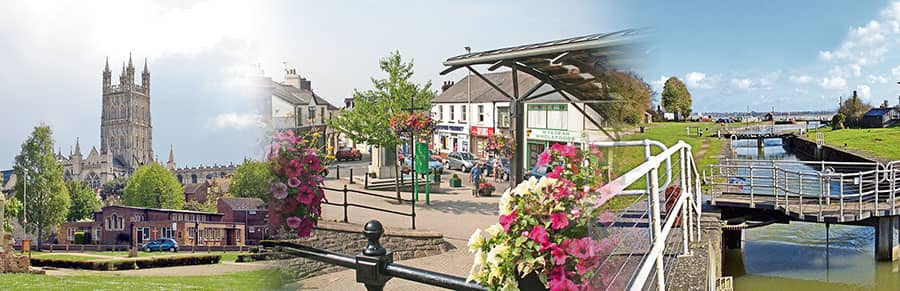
[471,162,483,196]
[493,158,503,182]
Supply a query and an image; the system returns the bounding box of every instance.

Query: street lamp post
[22,169,27,225]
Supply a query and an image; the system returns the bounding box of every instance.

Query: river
[723,136,900,290]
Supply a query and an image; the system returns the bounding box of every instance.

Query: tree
[661,77,692,119]
[13,124,70,250]
[838,91,872,128]
[831,112,847,130]
[65,180,101,222]
[122,162,184,209]
[99,177,127,202]
[183,200,217,213]
[230,159,273,201]
[327,51,435,200]
[4,196,22,233]
[598,71,652,125]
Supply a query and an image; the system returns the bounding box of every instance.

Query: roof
[218,197,266,211]
[436,71,563,103]
[101,204,224,216]
[271,81,339,110]
[183,183,208,194]
[1,170,12,188]
[864,108,897,117]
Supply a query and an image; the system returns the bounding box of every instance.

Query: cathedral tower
[100,54,153,173]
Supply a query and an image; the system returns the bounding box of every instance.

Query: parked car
[335,147,362,161]
[445,152,477,172]
[482,158,509,179]
[142,238,178,252]
[524,165,553,180]
[402,156,443,175]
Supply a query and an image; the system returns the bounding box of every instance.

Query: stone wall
[786,134,880,163]
[279,221,454,279]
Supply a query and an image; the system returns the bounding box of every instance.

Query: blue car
[142,238,179,252]
[524,165,552,180]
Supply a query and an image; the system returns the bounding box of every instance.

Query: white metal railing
[707,159,900,222]
[590,140,702,291]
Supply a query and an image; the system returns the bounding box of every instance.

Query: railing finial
[363,220,386,256]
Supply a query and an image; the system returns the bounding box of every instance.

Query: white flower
[467,249,485,282]
[500,277,520,291]
[485,223,503,237]
[486,242,509,267]
[536,176,558,191]
[512,181,531,197]
[498,191,513,215]
[468,229,485,252]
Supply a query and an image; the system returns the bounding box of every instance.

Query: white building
[523,92,608,168]
[261,68,340,149]
[431,72,514,158]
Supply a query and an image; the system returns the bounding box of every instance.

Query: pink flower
[575,256,599,276]
[549,275,579,291]
[271,182,288,200]
[527,225,549,246]
[549,265,566,281]
[550,212,569,230]
[553,185,572,199]
[550,244,567,265]
[296,219,315,237]
[566,237,595,260]
[550,143,577,158]
[499,209,518,233]
[287,177,302,188]
[297,186,318,205]
[284,160,303,178]
[536,150,552,168]
[546,165,564,179]
[267,142,281,160]
[286,216,302,229]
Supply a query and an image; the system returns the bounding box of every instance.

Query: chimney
[883,100,889,109]
[299,77,312,90]
[441,81,455,92]
[284,68,301,88]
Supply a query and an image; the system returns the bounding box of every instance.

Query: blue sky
[4,1,897,168]
[637,0,900,113]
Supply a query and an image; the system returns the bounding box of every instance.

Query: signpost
[414,143,430,204]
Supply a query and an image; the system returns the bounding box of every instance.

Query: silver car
[445,151,476,172]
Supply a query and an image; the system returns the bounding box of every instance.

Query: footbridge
[707,159,900,261]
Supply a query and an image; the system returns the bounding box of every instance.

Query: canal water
[723,136,900,290]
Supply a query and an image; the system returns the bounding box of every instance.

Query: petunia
[536,150,551,168]
[546,165,564,179]
[286,216,302,229]
[527,225,549,247]
[550,212,569,230]
[499,209,518,233]
[296,219,315,237]
[271,182,288,200]
[284,159,304,178]
[566,237,595,260]
[575,256,600,276]
[549,275,579,291]
[287,176,302,188]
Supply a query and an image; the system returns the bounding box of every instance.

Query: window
[436,105,442,121]
[497,107,510,128]
[106,214,124,231]
[139,227,150,241]
[160,227,174,238]
[67,228,76,241]
[191,175,197,184]
[449,106,455,121]
[188,227,196,239]
[478,105,485,122]
[461,105,467,122]
[308,106,316,124]
[296,107,303,126]
[527,104,567,129]
[320,107,325,123]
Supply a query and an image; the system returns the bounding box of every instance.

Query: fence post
[343,184,349,223]
[350,168,355,184]
[649,167,665,290]
[799,172,804,219]
[749,164,755,208]
[840,174,845,222]
[859,172,864,219]
[411,193,417,230]
[337,165,341,179]
[355,221,394,290]
[365,173,369,189]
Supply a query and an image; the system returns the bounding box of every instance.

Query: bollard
[365,173,369,189]
[350,168,355,184]
[337,165,341,179]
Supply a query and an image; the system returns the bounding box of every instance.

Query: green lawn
[0,269,292,291]
[806,126,900,161]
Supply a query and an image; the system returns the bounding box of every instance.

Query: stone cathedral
[58,55,235,190]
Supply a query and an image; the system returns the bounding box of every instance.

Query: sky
[638,0,900,113]
[0,0,635,168]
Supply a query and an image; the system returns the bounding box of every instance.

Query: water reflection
[725,137,900,290]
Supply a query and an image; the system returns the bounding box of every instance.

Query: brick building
[217,197,268,245]
[58,205,245,247]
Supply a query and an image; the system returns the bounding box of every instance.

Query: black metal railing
[261,220,485,291]
[322,185,417,229]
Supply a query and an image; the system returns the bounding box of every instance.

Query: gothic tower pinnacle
[166,144,176,170]
[103,57,111,89]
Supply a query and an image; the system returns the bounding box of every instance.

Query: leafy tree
[122,162,184,209]
[230,159,273,201]
[3,196,22,233]
[65,180,101,222]
[183,200,217,213]
[831,112,847,130]
[661,77,692,119]
[598,71,652,125]
[13,124,70,250]
[327,51,435,200]
[99,177,127,202]
[838,91,872,128]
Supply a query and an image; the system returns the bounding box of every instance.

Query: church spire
[166,144,176,170]
[74,137,82,156]
[142,58,149,75]
[104,57,110,73]
[128,52,133,69]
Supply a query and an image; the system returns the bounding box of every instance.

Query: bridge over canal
[707,159,900,261]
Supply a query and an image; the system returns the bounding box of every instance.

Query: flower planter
[478,189,494,197]
[449,179,462,187]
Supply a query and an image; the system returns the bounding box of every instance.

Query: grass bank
[0,269,291,291]
[31,251,247,263]
[804,126,900,161]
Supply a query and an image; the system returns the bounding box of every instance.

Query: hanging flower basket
[389,111,436,139]
[466,143,623,290]
[266,128,335,237]
[485,135,514,158]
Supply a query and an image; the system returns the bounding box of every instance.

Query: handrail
[321,185,416,229]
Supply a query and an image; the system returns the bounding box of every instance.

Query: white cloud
[211,113,264,130]
[856,84,872,99]
[650,76,667,92]
[794,88,809,95]
[817,3,900,78]
[789,75,813,84]
[685,72,710,88]
[730,78,753,90]
[820,77,847,90]
[892,65,900,81]
[868,74,889,83]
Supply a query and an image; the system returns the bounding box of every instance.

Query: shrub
[73,232,91,245]
[31,254,221,271]
[249,246,260,253]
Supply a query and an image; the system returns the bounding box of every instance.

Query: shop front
[524,128,606,168]
[469,126,495,158]
[434,124,469,156]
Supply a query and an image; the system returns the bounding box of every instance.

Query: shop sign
[470,126,495,137]
[436,125,466,133]
[527,128,606,142]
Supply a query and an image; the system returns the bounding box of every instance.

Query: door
[225,229,235,245]
[136,228,146,244]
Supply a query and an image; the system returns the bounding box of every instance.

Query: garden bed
[30,254,221,271]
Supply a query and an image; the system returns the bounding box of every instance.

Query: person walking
[471,162,483,196]
[492,158,503,182]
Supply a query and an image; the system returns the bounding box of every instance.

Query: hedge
[31,254,221,271]
[235,252,291,263]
